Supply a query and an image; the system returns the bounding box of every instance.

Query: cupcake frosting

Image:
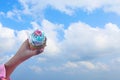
[29,29,46,47]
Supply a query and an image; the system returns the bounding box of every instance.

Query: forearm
[3,39,46,80]
[4,52,32,79]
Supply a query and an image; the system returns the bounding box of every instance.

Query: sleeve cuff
[0,64,10,80]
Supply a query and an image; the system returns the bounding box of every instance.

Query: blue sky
[0,0,120,80]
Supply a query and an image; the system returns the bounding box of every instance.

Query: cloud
[29,65,43,73]
[0,19,62,56]
[37,57,47,62]
[0,55,13,64]
[0,9,23,21]
[0,19,120,72]
[6,9,22,21]
[0,23,29,54]
[113,58,120,63]
[1,19,120,60]
[1,19,120,80]
[16,30,29,43]
[18,0,120,16]
[41,61,109,74]
[103,0,120,15]
[60,22,120,60]
[1,0,120,21]
[63,61,109,71]
[28,60,109,74]
[0,23,16,53]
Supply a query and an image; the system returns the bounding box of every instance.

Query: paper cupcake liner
[29,38,46,50]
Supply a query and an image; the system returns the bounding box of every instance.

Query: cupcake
[29,29,46,50]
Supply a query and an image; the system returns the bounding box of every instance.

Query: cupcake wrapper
[29,43,41,50]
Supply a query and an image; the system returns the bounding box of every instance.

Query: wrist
[15,51,33,62]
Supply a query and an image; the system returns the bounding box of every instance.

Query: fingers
[26,37,47,55]
[33,48,44,55]
[33,37,47,55]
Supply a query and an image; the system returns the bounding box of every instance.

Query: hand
[16,39,46,58]
[4,38,46,79]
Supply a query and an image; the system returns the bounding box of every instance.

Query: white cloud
[0,20,62,56]
[0,19,62,56]
[0,23,29,54]
[42,20,63,56]
[1,19,120,79]
[1,0,120,21]
[112,57,120,64]
[29,65,43,73]
[1,0,120,22]
[64,61,109,71]
[46,61,109,74]
[0,55,13,64]
[0,19,120,74]
[0,23,16,53]
[6,9,22,21]
[1,19,120,60]
[60,22,120,59]
[16,30,29,43]
[48,0,104,15]
[103,0,120,15]
[0,9,23,21]
[18,0,120,16]
[37,57,47,62]
[95,62,109,71]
